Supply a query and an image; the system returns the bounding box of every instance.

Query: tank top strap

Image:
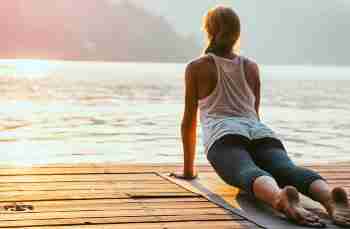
[206,53,223,82]
[206,53,219,67]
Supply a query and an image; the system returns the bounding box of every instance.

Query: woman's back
[198,53,258,120]
[189,53,266,154]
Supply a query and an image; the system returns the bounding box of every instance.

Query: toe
[306,215,320,223]
[304,216,326,228]
[306,213,320,221]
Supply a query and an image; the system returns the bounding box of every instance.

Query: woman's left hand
[169,172,198,180]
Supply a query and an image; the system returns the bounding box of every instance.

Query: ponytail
[204,34,235,55]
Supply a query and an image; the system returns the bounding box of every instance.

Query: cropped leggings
[207,135,325,198]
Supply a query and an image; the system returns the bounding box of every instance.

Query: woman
[172,6,350,227]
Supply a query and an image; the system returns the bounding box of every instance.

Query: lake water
[1,60,350,165]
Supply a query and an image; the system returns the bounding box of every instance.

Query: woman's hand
[169,171,198,180]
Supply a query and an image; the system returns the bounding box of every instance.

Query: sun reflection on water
[0,59,58,78]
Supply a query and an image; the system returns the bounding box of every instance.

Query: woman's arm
[245,61,261,120]
[254,66,261,120]
[176,63,199,179]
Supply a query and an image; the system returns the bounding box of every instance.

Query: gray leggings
[207,135,325,198]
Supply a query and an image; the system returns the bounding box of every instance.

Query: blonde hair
[203,6,241,55]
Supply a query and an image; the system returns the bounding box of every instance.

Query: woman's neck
[216,52,237,60]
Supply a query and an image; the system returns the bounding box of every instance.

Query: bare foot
[275,186,326,228]
[327,187,350,227]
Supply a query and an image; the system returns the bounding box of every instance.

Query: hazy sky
[128,1,349,37]
[126,1,350,65]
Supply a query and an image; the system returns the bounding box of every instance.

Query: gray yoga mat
[162,174,343,229]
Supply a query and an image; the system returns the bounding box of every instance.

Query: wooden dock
[0,163,348,228]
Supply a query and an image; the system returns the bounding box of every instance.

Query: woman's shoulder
[240,56,260,82]
[186,55,214,70]
[240,55,258,67]
[184,55,216,84]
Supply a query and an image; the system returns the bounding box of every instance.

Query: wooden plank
[0,190,125,202]
[0,207,235,221]
[0,200,217,214]
[0,197,211,214]
[0,182,186,192]
[0,190,197,202]
[0,213,240,227]
[315,174,350,180]
[0,173,163,183]
[0,197,207,209]
[19,221,256,229]
[0,164,214,176]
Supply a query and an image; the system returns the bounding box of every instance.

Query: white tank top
[199,53,278,154]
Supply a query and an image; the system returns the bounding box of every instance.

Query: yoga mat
[162,172,343,229]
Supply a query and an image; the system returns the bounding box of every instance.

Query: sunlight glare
[0,59,58,79]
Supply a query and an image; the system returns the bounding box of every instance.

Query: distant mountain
[0,0,201,62]
[2,1,349,65]
[131,1,350,66]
